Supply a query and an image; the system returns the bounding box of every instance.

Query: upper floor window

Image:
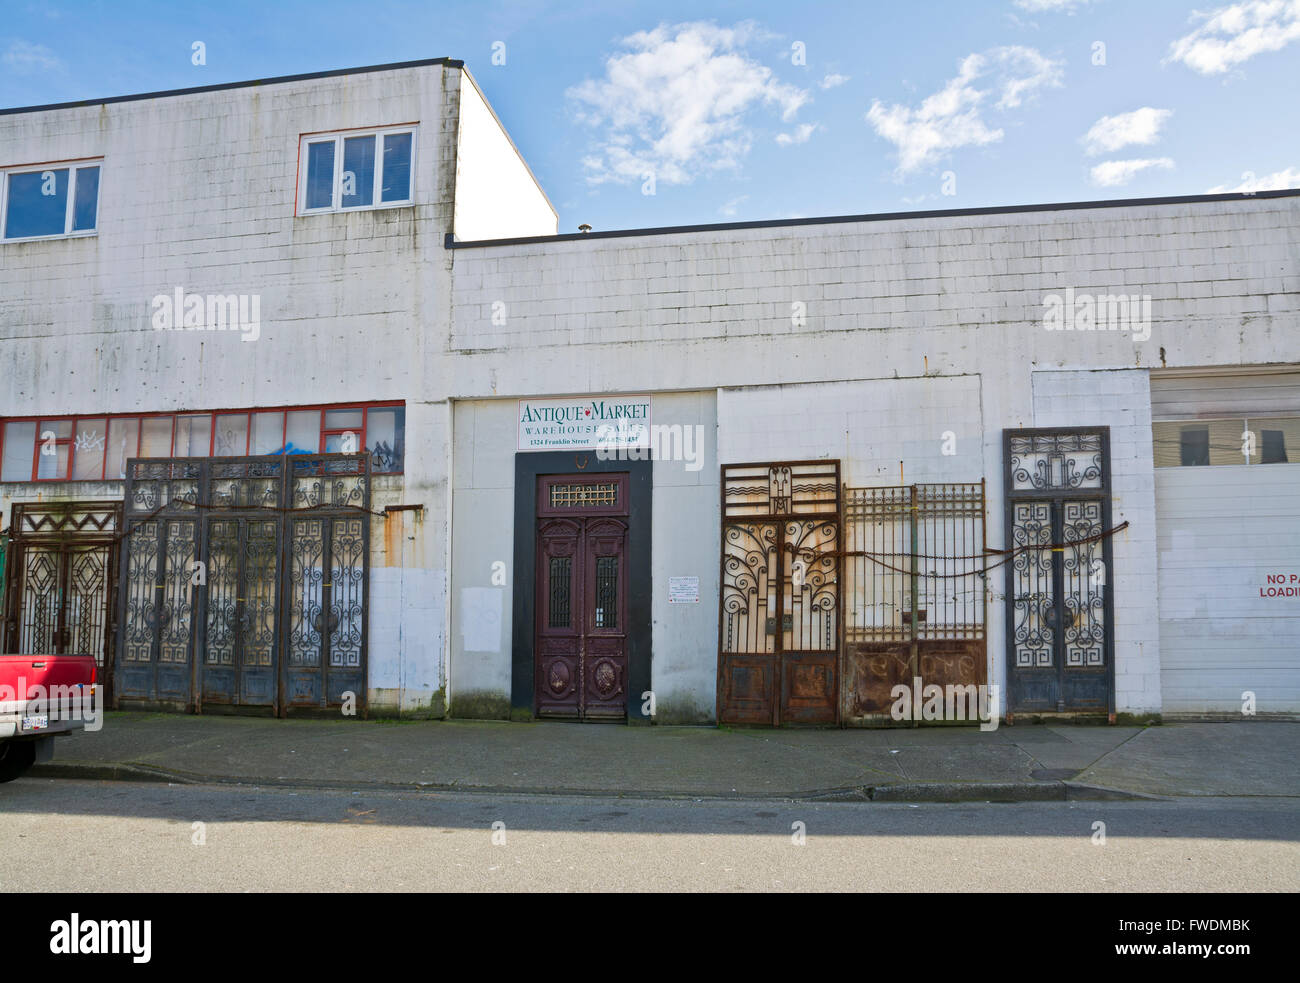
[298,127,414,214]
[1153,417,1298,467]
[2,159,101,241]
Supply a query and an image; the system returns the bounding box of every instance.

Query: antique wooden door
[534,475,629,720]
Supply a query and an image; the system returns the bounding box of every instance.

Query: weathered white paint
[453,69,557,242]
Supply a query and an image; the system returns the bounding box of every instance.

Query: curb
[27,762,1159,803]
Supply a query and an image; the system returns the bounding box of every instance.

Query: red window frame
[0,400,403,482]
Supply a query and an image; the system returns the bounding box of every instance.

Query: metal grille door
[115,454,369,714]
[842,483,988,725]
[1004,429,1115,715]
[718,461,841,726]
[3,503,120,702]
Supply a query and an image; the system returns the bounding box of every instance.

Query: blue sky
[2,0,1298,233]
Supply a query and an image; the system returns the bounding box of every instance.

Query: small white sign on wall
[518,394,652,451]
[461,587,504,653]
[668,576,700,604]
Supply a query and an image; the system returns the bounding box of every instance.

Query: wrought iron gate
[115,454,369,714]
[3,503,121,703]
[717,461,840,725]
[842,483,988,724]
[1004,428,1115,715]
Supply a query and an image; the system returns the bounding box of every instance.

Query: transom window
[0,402,404,482]
[1153,418,1299,467]
[298,126,415,214]
[2,159,101,241]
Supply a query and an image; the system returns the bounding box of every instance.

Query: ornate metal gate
[1004,428,1115,715]
[717,461,840,726]
[842,483,988,724]
[115,454,369,714]
[3,502,121,703]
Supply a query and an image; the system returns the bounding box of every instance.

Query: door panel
[533,485,629,721]
[536,518,582,717]
[718,495,841,726]
[1005,429,1114,714]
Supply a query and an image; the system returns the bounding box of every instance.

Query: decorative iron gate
[1004,428,1115,715]
[115,453,369,714]
[718,461,840,725]
[3,503,121,703]
[842,483,988,724]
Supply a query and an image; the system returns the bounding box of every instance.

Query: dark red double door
[534,474,629,719]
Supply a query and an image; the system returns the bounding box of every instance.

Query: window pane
[341,135,375,207]
[366,407,404,473]
[250,411,285,454]
[37,419,73,440]
[4,168,68,239]
[2,421,36,481]
[36,443,69,480]
[285,410,320,453]
[381,132,412,202]
[72,166,99,231]
[72,418,107,480]
[173,415,210,456]
[1179,427,1209,466]
[323,408,363,429]
[1252,418,1300,465]
[214,413,249,456]
[140,417,174,456]
[305,141,335,209]
[105,418,139,479]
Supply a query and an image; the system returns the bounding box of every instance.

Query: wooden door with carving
[534,475,629,720]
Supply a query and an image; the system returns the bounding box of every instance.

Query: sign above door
[517,394,653,452]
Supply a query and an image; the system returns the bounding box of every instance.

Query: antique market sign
[517,394,652,451]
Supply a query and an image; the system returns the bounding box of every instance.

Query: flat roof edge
[445,187,1300,249]
[0,57,466,116]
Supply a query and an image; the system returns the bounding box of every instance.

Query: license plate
[21,715,48,731]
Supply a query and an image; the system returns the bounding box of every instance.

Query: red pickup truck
[0,653,98,782]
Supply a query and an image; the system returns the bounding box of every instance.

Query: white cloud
[1014,0,1090,10]
[2,40,62,73]
[568,21,810,185]
[1166,0,1300,74]
[1082,107,1172,156]
[1205,166,1300,191]
[866,46,1063,174]
[776,122,818,145]
[819,73,849,89]
[1089,157,1175,186]
[719,195,750,216]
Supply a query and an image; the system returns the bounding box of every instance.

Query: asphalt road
[1,779,1297,891]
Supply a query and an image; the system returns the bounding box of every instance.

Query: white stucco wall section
[452,69,557,242]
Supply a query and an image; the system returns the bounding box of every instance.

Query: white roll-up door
[1153,370,1300,715]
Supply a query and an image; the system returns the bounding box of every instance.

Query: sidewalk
[29,713,1300,802]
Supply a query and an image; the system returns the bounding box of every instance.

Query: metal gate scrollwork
[1004,428,1115,715]
[717,461,841,726]
[115,453,370,715]
[2,502,121,704]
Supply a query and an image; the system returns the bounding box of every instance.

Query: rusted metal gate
[1004,428,1114,715]
[115,453,369,714]
[2,502,121,704]
[841,483,988,724]
[717,461,841,725]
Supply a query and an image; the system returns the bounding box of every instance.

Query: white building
[1,60,1296,725]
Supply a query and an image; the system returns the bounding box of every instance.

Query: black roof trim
[446,187,1300,249]
[0,57,465,116]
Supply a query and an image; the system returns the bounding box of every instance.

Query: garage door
[1153,371,1300,715]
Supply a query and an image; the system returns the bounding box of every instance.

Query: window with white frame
[2,159,102,241]
[298,127,415,213]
